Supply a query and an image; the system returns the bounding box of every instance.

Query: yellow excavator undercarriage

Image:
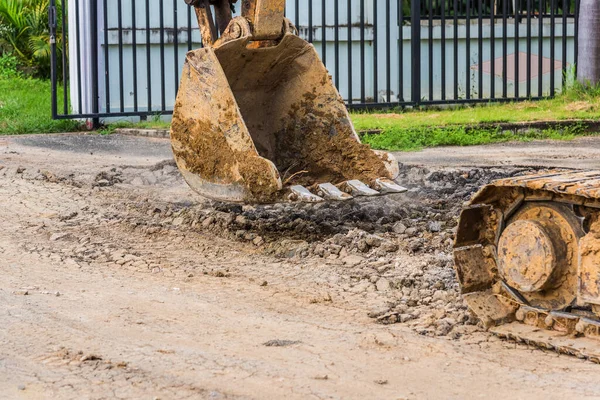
[454,171,600,361]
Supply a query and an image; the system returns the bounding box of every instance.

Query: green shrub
[0,53,20,78]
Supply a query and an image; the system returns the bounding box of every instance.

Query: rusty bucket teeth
[315,183,354,201]
[340,180,380,197]
[372,178,408,194]
[288,185,325,203]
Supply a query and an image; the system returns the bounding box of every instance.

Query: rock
[400,314,413,323]
[141,171,158,185]
[202,217,215,227]
[50,233,69,242]
[365,235,383,248]
[328,244,342,255]
[172,217,184,226]
[252,236,264,246]
[393,222,407,234]
[131,177,144,186]
[342,255,364,267]
[313,244,325,257]
[367,306,390,318]
[376,278,391,292]
[381,241,399,253]
[40,170,58,182]
[435,318,457,336]
[428,221,442,233]
[405,227,418,237]
[432,290,447,302]
[95,179,111,187]
[356,239,369,253]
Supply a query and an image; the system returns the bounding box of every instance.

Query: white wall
[68,0,576,116]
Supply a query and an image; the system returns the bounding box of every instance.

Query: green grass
[360,123,588,152]
[353,85,600,151]
[0,77,81,135]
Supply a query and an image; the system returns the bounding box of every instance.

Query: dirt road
[1,134,600,399]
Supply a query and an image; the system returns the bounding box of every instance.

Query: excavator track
[454,170,600,360]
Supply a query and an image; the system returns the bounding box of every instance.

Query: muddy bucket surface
[171,33,397,203]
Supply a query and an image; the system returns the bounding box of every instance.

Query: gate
[50,0,580,121]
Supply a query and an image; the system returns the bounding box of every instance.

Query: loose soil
[1,133,600,399]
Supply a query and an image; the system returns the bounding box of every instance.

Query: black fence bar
[117,0,124,113]
[428,0,433,101]
[562,0,568,87]
[103,0,110,113]
[74,0,82,113]
[347,0,352,105]
[465,0,470,100]
[321,0,326,66]
[478,0,483,99]
[538,0,544,97]
[515,0,521,98]
[526,0,532,98]
[453,0,458,100]
[188,6,193,51]
[173,0,179,93]
[334,0,340,89]
[412,0,422,104]
[51,0,580,120]
[385,0,391,103]
[308,0,313,43]
[550,0,556,95]
[145,0,152,112]
[90,0,99,127]
[360,0,365,103]
[61,0,68,114]
[159,0,166,111]
[49,0,57,118]
[398,0,404,102]
[574,0,579,75]
[132,0,138,112]
[373,0,378,103]
[502,0,508,98]
[441,0,446,100]
[490,0,495,99]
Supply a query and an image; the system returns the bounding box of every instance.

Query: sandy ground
[1,133,600,400]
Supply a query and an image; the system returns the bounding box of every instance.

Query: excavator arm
[185,0,285,46]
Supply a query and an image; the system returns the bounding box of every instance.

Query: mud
[275,87,391,187]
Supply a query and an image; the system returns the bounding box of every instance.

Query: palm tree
[0,0,64,78]
[578,0,600,85]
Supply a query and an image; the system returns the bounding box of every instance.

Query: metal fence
[49,0,579,121]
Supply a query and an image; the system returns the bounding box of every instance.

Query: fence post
[411,0,421,106]
[90,0,100,128]
[49,0,58,119]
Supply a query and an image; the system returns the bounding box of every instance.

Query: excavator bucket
[171,8,404,203]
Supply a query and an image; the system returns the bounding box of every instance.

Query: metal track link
[491,323,600,363]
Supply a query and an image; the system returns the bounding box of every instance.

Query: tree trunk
[578,0,600,85]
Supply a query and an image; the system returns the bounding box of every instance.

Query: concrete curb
[115,119,600,140]
[361,119,600,136]
[115,128,170,139]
